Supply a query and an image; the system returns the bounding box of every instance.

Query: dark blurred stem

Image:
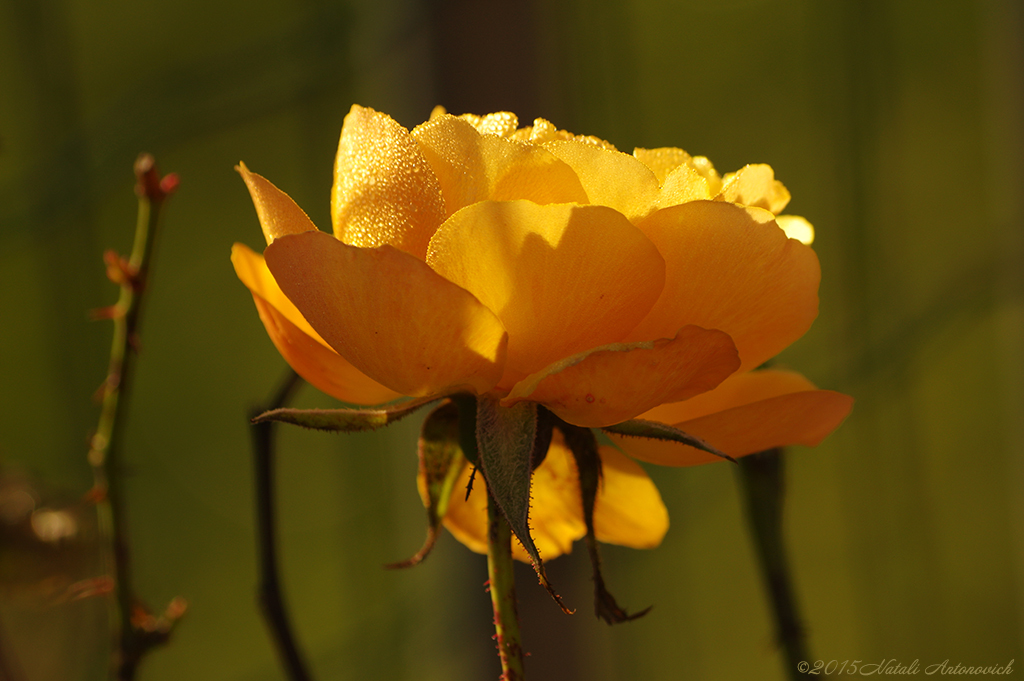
[737,449,810,680]
[487,493,524,681]
[87,155,182,681]
[250,369,311,681]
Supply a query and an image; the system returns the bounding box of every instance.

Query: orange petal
[503,326,740,428]
[426,200,666,385]
[264,230,507,397]
[717,164,791,214]
[237,163,317,245]
[628,201,820,372]
[593,445,668,548]
[411,114,588,217]
[610,370,854,466]
[232,244,400,405]
[442,431,587,562]
[331,105,446,259]
[544,140,661,223]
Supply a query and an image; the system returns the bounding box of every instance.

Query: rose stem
[87,154,182,680]
[250,368,312,681]
[487,492,525,680]
[737,448,811,681]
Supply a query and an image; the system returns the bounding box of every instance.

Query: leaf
[602,418,735,463]
[252,394,442,432]
[388,401,466,569]
[475,396,570,612]
[558,421,651,624]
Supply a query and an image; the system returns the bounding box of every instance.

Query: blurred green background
[2,0,1022,679]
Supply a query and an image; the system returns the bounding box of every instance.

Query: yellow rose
[232,105,852,562]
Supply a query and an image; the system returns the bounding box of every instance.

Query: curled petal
[237,163,317,245]
[544,140,661,224]
[412,114,588,216]
[593,445,668,548]
[427,200,666,385]
[503,326,740,428]
[265,231,507,397]
[232,244,399,405]
[628,201,820,372]
[717,164,791,214]
[611,370,854,466]
[332,105,446,259]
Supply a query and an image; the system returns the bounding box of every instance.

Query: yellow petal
[441,431,586,562]
[717,163,791,214]
[426,200,666,385]
[264,230,507,397]
[593,445,667,548]
[544,140,661,223]
[610,370,854,466]
[411,114,587,217]
[232,244,400,405]
[628,201,820,372]
[658,163,714,206]
[503,326,740,428]
[632,147,694,184]
[332,105,446,259]
[776,215,815,245]
[237,163,317,245]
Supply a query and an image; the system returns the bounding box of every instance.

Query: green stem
[737,448,811,681]
[487,492,524,681]
[88,155,181,681]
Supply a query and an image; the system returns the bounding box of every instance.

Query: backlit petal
[544,140,661,223]
[632,147,693,184]
[232,244,400,405]
[265,231,507,397]
[426,200,665,385]
[628,201,820,372]
[610,370,854,466]
[717,164,791,214]
[332,105,446,259]
[593,445,667,548]
[237,163,317,245]
[411,114,587,217]
[503,326,740,428]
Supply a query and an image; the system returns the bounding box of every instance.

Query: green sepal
[602,418,735,463]
[387,401,466,569]
[252,394,441,432]
[475,396,570,613]
[558,421,651,624]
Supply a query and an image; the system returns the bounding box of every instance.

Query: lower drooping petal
[232,243,400,405]
[593,445,668,548]
[610,369,853,466]
[503,325,740,428]
[426,200,666,385]
[627,201,820,373]
[440,431,667,561]
[264,230,508,397]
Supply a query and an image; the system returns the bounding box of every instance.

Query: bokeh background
[2,0,1022,679]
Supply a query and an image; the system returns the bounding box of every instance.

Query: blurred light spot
[31,508,78,542]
